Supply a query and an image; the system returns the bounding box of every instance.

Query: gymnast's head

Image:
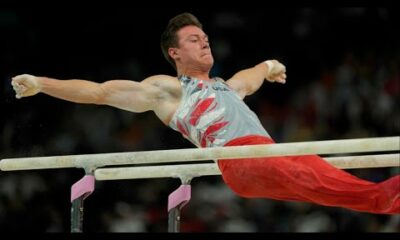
[160,12,214,72]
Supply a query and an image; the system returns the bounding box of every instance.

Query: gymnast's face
[170,25,214,71]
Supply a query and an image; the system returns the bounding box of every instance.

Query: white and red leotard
[169,75,399,214]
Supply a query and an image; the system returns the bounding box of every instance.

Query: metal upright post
[70,171,95,232]
[167,178,192,233]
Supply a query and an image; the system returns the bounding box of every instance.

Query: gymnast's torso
[168,75,270,148]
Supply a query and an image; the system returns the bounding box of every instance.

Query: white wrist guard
[264,60,274,73]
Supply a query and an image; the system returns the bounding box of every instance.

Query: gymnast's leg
[217,135,400,214]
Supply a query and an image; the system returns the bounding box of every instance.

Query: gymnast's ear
[168,47,179,60]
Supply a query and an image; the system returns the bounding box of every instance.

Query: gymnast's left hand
[265,60,286,84]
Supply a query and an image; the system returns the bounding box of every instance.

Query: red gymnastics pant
[217,135,400,214]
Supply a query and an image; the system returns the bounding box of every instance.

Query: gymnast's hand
[264,60,286,84]
[11,74,42,99]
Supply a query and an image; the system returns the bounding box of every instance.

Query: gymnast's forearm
[11,73,105,104]
[39,77,105,104]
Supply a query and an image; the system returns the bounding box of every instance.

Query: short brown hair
[160,12,203,70]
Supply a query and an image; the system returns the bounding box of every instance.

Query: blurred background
[0,8,399,232]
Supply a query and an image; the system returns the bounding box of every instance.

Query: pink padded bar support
[168,184,191,212]
[71,175,95,202]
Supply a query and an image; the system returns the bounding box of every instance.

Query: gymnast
[11,12,399,214]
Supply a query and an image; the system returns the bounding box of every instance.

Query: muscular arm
[98,78,169,112]
[11,74,177,113]
[226,60,286,99]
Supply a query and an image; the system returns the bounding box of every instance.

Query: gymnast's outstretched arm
[11,74,179,115]
[226,60,287,99]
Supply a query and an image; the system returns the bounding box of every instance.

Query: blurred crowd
[0,8,399,232]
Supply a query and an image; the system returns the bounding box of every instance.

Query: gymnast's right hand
[11,74,42,99]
